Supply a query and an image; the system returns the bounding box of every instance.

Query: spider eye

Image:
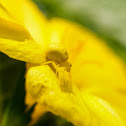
[59,61,72,72]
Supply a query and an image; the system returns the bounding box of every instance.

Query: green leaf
[0,58,35,126]
[33,0,126,61]
[0,53,24,122]
[0,52,19,70]
[33,112,73,126]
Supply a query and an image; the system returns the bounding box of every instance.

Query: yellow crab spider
[43,38,72,92]
[26,41,73,99]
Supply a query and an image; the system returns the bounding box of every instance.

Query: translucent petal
[0,0,47,47]
[47,18,126,91]
[0,3,15,22]
[0,17,31,40]
[0,0,24,23]
[22,0,47,47]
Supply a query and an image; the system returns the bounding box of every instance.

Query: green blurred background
[0,0,126,126]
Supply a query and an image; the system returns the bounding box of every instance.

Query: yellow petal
[25,65,89,125]
[0,18,46,64]
[26,65,125,126]
[25,63,48,125]
[0,0,24,23]
[1,0,47,47]
[82,93,126,126]
[47,18,126,91]
[0,4,15,22]
[29,104,47,126]
[25,65,60,99]
[22,0,47,47]
[0,17,31,40]
[86,88,126,122]
[25,92,47,126]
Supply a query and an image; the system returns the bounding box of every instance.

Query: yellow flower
[0,0,126,125]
